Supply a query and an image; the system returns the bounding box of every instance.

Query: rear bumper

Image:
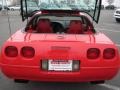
[0,64,119,82]
[114,13,120,19]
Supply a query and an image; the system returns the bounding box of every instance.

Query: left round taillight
[5,46,18,57]
[21,46,35,58]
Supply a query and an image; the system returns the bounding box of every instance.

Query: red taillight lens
[21,46,35,58]
[87,48,100,59]
[5,46,18,57]
[103,48,115,59]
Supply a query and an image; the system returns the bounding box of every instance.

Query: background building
[0,0,20,6]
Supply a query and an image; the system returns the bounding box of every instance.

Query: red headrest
[36,19,52,33]
[67,20,83,34]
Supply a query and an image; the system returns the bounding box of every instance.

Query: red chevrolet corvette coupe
[0,0,120,84]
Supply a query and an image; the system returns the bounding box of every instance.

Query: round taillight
[87,48,100,59]
[21,46,35,58]
[103,48,115,59]
[5,46,18,57]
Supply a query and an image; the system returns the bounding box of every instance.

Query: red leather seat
[67,20,83,34]
[36,19,52,33]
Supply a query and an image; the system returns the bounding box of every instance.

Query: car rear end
[0,32,119,82]
[114,8,120,22]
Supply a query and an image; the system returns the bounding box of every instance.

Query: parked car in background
[4,6,10,10]
[0,5,2,11]
[101,5,104,9]
[105,5,116,10]
[9,5,20,11]
[114,8,120,22]
[0,5,10,11]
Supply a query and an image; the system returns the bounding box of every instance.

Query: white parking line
[116,44,120,47]
[99,84,120,90]
[96,28,120,33]
[104,23,118,27]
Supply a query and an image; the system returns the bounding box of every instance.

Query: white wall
[114,0,120,7]
[0,0,13,6]
[102,0,120,7]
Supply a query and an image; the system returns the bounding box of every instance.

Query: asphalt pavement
[0,10,120,90]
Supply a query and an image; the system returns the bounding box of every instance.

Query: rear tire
[116,18,120,22]
[14,79,29,83]
[90,80,105,84]
[11,8,14,11]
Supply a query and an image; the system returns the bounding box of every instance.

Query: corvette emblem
[57,35,65,39]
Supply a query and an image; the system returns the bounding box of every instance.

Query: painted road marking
[104,23,119,27]
[96,28,120,33]
[116,44,120,47]
[99,84,120,90]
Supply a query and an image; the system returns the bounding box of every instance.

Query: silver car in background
[114,8,120,22]
[9,5,20,11]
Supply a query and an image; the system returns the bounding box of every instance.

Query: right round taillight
[5,46,18,57]
[87,48,100,59]
[21,46,35,58]
[103,48,115,59]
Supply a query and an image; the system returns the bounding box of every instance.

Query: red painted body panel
[1,65,119,82]
[0,30,120,82]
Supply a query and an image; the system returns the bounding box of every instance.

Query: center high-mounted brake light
[87,48,100,59]
[21,46,35,58]
[5,46,18,57]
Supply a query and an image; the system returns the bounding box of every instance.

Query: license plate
[48,60,72,71]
